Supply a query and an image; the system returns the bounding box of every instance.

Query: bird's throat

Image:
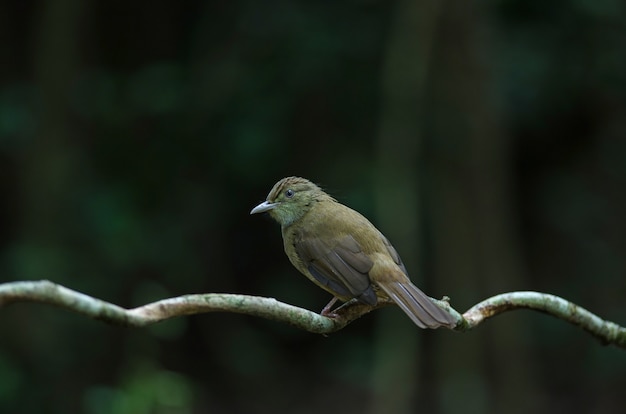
[270,202,311,228]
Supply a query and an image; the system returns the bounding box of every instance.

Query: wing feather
[295,234,377,305]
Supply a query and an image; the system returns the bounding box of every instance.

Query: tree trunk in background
[370,1,441,413]
[16,2,87,413]
[426,2,540,413]
[17,0,85,282]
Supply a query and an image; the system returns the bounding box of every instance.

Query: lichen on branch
[1,280,625,348]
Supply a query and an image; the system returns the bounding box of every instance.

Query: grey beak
[250,201,278,215]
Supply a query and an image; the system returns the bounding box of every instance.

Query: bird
[250,176,456,329]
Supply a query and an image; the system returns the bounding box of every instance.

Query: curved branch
[0,281,624,348]
[0,280,379,334]
[459,291,626,348]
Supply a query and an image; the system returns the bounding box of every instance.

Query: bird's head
[250,176,331,227]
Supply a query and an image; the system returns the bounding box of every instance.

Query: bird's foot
[321,297,360,318]
[322,311,341,318]
[320,297,340,318]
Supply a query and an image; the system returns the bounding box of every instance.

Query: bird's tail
[378,280,456,329]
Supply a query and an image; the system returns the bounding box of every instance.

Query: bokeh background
[1,1,626,413]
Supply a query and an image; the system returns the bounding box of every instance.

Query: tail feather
[378,281,456,329]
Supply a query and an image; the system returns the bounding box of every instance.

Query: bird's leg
[321,297,360,318]
[321,297,340,317]
[333,298,359,312]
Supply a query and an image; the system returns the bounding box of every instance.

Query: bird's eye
[285,189,295,198]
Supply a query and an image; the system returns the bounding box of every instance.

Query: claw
[320,297,361,318]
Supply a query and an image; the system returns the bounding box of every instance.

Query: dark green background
[1,1,625,413]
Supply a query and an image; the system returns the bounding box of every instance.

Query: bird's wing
[294,233,378,305]
[381,234,408,274]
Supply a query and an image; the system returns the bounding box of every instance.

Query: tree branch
[1,281,624,348]
[460,291,626,348]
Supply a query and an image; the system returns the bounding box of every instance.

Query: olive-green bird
[250,176,455,329]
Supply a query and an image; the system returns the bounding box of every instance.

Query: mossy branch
[1,280,624,348]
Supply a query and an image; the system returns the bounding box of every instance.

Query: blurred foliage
[84,362,193,414]
[0,0,625,413]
